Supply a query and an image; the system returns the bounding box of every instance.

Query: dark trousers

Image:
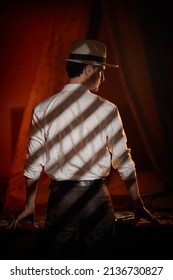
[44,179,115,259]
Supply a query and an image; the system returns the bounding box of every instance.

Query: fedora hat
[66,39,119,68]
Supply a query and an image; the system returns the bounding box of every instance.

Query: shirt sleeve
[107,106,136,180]
[24,107,46,180]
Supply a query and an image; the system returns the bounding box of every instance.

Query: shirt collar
[62,83,88,92]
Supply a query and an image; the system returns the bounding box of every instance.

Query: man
[10,39,160,258]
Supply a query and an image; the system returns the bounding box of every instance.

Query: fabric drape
[102,0,173,188]
[4,1,92,212]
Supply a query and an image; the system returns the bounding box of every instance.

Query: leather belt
[50,178,106,188]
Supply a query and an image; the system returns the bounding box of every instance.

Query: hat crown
[69,39,106,59]
[65,39,118,67]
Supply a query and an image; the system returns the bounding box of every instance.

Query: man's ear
[84,65,93,77]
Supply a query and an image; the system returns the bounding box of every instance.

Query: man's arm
[123,177,161,225]
[25,177,39,210]
[8,177,39,229]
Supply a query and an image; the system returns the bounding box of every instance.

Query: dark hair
[66,61,87,78]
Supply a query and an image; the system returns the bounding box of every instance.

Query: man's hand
[7,177,39,230]
[7,206,38,229]
[133,198,161,226]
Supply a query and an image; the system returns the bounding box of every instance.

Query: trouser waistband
[50,178,107,188]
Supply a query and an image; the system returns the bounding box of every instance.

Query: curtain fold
[102,0,173,187]
[4,0,92,212]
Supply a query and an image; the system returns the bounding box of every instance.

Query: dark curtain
[102,0,173,188]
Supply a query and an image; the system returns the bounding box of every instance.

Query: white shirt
[24,84,136,181]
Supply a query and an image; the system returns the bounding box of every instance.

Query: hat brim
[65,58,119,68]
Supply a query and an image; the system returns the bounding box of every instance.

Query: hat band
[68,53,106,63]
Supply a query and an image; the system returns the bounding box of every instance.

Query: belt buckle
[80,181,88,187]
